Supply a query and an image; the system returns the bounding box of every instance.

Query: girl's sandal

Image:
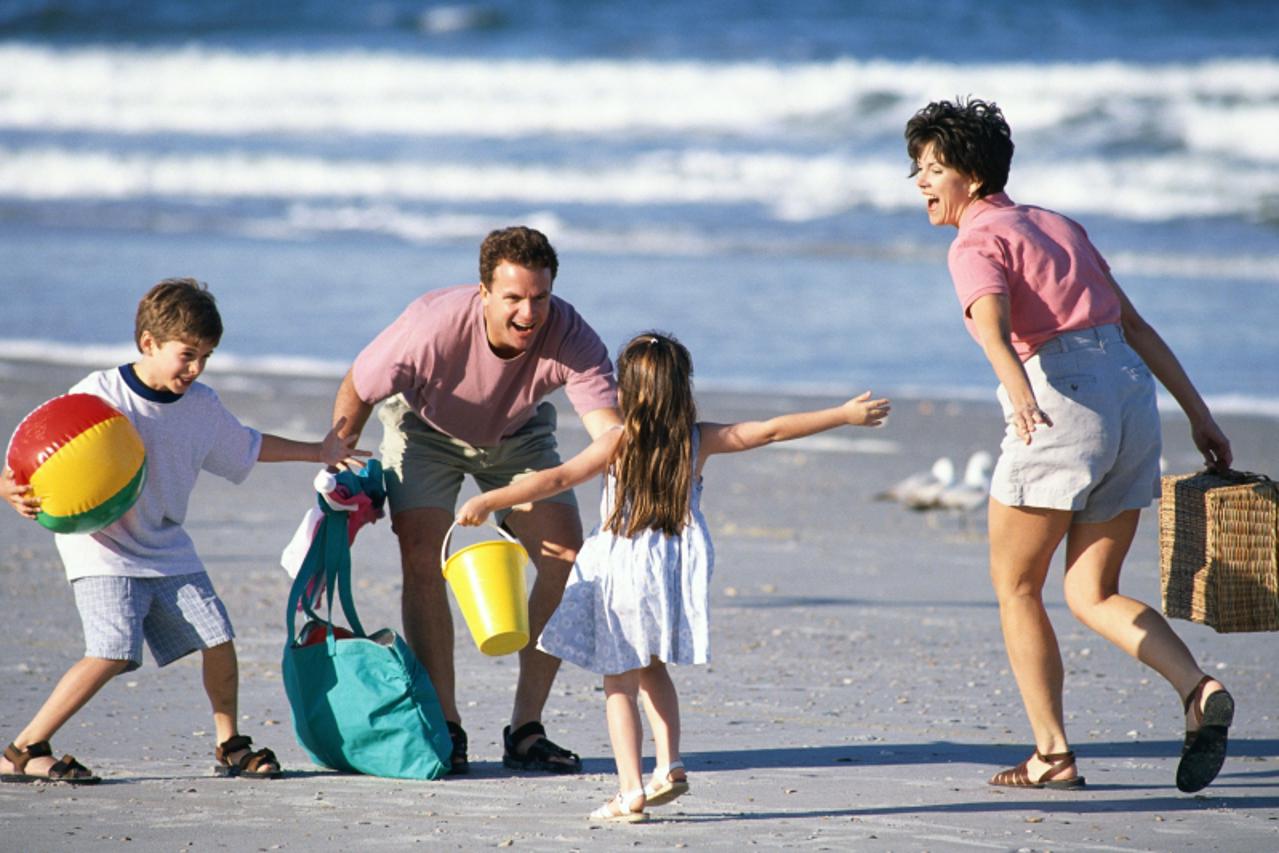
[1177,675,1234,793]
[644,760,690,806]
[1,741,100,784]
[214,735,282,779]
[989,749,1086,789]
[588,789,650,823]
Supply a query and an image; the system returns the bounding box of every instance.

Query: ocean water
[2,0,1277,413]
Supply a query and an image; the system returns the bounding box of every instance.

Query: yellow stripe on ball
[30,413,146,519]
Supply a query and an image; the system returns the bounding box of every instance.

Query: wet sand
[2,359,1276,851]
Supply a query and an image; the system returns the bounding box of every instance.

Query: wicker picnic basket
[1159,468,1279,633]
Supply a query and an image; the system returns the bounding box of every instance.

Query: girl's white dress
[537,428,714,675]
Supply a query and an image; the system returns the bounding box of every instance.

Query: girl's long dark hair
[604,332,697,538]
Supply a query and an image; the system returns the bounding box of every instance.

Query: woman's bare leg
[988,499,1078,781]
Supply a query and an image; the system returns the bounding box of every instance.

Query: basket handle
[440,519,522,576]
[1199,467,1271,484]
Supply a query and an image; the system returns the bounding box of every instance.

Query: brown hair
[604,332,697,538]
[134,278,223,351]
[478,226,559,287]
[905,97,1014,198]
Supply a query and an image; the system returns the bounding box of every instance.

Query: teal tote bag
[281,462,452,780]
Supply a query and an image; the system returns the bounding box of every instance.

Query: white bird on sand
[877,456,955,507]
[937,450,995,511]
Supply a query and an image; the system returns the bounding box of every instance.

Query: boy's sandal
[643,760,689,806]
[588,789,649,824]
[1,741,100,785]
[1177,675,1235,793]
[501,722,581,774]
[214,735,281,779]
[446,721,469,776]
[988,749,1086,789]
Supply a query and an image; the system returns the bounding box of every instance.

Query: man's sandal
[1,741,100,784]
[502,722,581,774]
[1177,675,1234,793]
[643,760,689,806]
[214,735,281,779]
[446,721,469,776]
[588,789,649,824]
[988,749,1086,789]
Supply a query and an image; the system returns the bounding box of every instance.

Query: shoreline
[2,357,1277,851]
[4,347,1279,422]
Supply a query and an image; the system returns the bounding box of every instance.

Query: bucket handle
[440,519,522,577]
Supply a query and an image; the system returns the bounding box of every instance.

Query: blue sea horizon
[3,1,1276,411]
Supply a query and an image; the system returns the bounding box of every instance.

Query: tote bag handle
[439,519,522,576]
[286,501,366,647]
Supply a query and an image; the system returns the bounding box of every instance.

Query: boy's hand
[2,467,40,519]
[844,391,891,427]
[455,495,491,527]
[322,416,372,469]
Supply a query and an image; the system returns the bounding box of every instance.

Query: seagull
[937,450,995,511]
[877,456,955,507]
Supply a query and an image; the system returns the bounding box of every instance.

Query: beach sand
[1,359,1276,851]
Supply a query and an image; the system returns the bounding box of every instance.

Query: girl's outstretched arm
[456,425,623,526]
[699,391,890,462]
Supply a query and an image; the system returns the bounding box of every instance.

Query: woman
[904,98,1235,793]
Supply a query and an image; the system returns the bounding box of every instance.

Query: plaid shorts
[72,573,235,671]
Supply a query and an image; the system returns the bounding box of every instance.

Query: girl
[456,332,890,822]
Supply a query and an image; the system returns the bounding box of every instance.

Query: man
[331,226,620,775]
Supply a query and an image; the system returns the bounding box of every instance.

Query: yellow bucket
[440,521,530,656]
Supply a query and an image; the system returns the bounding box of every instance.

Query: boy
[1,278,368,783]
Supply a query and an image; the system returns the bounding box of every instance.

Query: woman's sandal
[501,722,581,774]
[988,749,1086,789]
[643,760,689,806]
[588,789,649,824]
[214,735,281,779]
[1,741,100,784]
[1177,675,1234,793]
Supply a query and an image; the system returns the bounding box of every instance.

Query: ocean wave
[2,143,1276,225]
[2,43,1278,155]
[0,338,348,379]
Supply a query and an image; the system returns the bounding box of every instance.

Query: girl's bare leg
[639,659,683,775]
[603,669,645,797]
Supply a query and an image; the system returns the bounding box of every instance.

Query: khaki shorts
[991,324,1162,524]
[377,395,577,518]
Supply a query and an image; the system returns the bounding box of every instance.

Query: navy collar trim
[119,364,183,403]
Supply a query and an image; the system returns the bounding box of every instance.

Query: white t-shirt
[54,365,262,581]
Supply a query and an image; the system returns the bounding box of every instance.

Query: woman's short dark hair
[905,98,1014,198]
[479,226,559,287]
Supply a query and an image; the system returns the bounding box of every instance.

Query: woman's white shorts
[990,324,1161,523]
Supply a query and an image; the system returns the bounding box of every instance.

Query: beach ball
[6,394,147,534]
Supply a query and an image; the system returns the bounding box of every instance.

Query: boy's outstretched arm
[2,467,40,519]
[456,426,622,527]
[257,416,372,467]
[700,391,890,458]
